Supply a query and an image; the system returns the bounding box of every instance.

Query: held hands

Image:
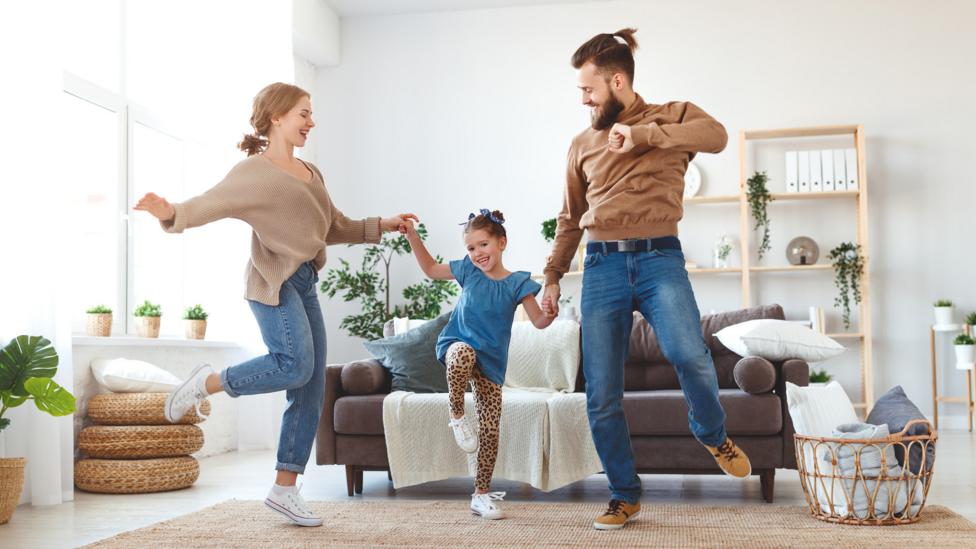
[608,123,634,154]
[381,213,419,233]
[541,284,561,318]
[133,192,175,221]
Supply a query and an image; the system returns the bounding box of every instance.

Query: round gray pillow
[733,356,776,394]
[341,360,389,395]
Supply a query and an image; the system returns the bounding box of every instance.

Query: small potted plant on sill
[954,334,975,370]
[933,299,954,327]
[85,305,113,337]
[0,335,76,524]
[809,368,832,387]
[183,304,208,340]
[557,294,578,322]
[133,300,162,338]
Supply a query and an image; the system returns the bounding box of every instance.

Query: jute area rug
[84,500,976,548]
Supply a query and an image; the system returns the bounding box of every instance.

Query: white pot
[808,382,828,388]
[955,344,975,370]
[933,306,954,326]
[558,305,578,322]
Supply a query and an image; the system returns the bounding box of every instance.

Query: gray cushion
[362,313,451,393]
[733,356,776,394]
[865,385,935,473]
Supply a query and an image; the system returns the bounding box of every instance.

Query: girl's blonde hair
[238,82,310,156]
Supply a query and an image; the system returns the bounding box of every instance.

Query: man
[541,28,751,530]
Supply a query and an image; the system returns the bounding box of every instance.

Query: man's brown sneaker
[593,499,640,530]
[704,438,752,478]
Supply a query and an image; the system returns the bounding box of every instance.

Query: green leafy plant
[133,300,162,317]
[320,224,459,341]
[0,335,76,432]
[809,368,832,383]
[558,294,574,306]
[965,312,976,326]
[541,218,557,243]
[717,238,733,261]
[934,299,953,307]
[827,242,865,329]
[86,305,112,314]
[182,304,208,321]
[746,171,774,260]
[954,334,975,346]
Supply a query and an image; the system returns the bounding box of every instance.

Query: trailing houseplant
[182,304,209,340]
[320,224,459,341]
[541,218,557,243]
[933,299,954,326]
[133,300,162,338]
[746,171,773,260]
[85,304,113,337]
[0,335,76,524]
[827,242,864,329]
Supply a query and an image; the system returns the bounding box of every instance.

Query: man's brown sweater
[161,154,381,305]
[543,95,727,286]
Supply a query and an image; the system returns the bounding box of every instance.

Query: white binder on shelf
[821,149,835,192]
[844,148,859,191]
[798,150,810,192]
[833,149,847,191]
[810,150,823,192]
[785,151,798,192]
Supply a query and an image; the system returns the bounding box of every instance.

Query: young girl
[401,209,555,520]
[134,82,414,527]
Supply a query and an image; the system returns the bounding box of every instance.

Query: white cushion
[504,319,580,392]
[392,317,430,336]
[785,381,859,436]
[714,319,845,362]
[91,358,181,393]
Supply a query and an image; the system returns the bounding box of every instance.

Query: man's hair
[571,28,639,85]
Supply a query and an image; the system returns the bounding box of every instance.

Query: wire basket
[794,419,937,525]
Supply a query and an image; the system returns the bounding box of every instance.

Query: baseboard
[935,414,971,430]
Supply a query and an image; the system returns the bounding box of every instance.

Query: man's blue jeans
[580,245,727,504]
[220,262,326,474]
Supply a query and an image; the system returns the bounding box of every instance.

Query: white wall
[312,0,976,422]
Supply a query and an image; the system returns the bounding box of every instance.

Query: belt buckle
[617,239,640,252]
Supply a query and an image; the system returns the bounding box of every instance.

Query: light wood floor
[5,431,975,548]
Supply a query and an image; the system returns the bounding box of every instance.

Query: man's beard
[590,92,625,131]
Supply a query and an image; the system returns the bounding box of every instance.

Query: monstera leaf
[0,335,58,396]
[24,377,76,417]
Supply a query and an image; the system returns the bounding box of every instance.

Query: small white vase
[558,305,578,322]
[955,344,975,370]
[934,306,954,327]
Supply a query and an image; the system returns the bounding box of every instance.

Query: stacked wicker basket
[75,392,210,494]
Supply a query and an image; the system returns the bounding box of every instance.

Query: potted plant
[557,294,578,321]
[954,334,975,370]
[0,335,76,524]
[712,234,735,269]
[827,242,864,330]
[85,305,113,337]
[133,300,162,338]
[183,304,208,340]
[746,171,773,261]
[541,218,557,244]
[933,299,954,327]
[809,368,832,387]
[965,312,976,337]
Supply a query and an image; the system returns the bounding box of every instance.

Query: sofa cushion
[733,356,776,394]
[363,312,451,393]
[715,319,845,362]
[334,394,386,435]
[623,389,783,436]
[505,319,580,391]
[785,381,858,436]
[865,385,935,473]
[340,360,390,395]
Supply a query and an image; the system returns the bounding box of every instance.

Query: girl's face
[271,96,315,148]
[464,228,506,273]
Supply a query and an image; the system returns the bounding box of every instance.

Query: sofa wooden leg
[387,469,392,482]
[355,468,364,495]
[760,469,775,503]
[345,465,356,497]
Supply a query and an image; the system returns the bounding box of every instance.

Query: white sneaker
[264,484,323,527]
[449,416,478,453]
[471,491,506,520]
[164,363,213,423]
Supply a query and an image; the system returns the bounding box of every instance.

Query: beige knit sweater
[160,154,381,306]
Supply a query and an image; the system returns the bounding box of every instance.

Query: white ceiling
[322,0,606,18]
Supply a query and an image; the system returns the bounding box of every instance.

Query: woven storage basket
[136,316,160,338]
[88,392,210,425]
[79,425,204,459]
[86,313,112,337]
[75,456,199,494]
[794,419,937,525]
[0,458,26,524]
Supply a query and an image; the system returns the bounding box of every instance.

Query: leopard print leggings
[446,342,502,492]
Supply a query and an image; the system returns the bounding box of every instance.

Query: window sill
[72,335,241,349]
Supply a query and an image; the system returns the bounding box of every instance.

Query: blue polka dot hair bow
[459,208,504,225]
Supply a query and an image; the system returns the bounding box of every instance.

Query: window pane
[62,0,122,93]
[63,91,122,334]
[131,121,184,336]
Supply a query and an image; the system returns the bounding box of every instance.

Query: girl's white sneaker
[471,491,506,520]
[449,416,478,453]
[264,484,323,527]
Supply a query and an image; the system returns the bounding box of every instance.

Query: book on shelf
[810,150,823,192]
[833,149,847,192]
[821,149,835,191]
[844,148,859,191]
[785,151,798,192]
[798,150,810,192]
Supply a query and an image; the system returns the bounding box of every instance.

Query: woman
[135,82,414,527]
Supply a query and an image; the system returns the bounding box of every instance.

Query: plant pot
[955,344,975,370]
[557,305,578,322]
[808,382,829,388]
[0,457,26,524]
[86,313,112,337]
[185,319,207,340]
[136,316,161,338]
[933,306,954,327]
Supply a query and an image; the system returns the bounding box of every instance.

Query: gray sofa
[316,304,808,501]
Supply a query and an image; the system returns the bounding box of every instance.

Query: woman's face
[272,95,315,148]
[464,228,506,273]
